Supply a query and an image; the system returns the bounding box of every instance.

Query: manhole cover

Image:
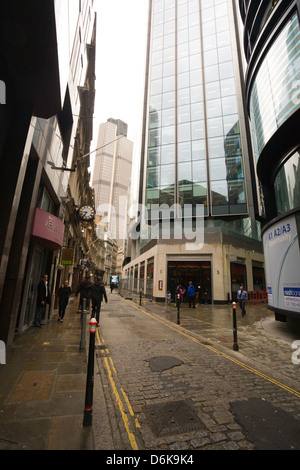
[142,400,205,437]
[147,356,182,372]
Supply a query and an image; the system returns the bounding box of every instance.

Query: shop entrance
[17,244,44,333]
[230,262,246,300]
[167,260,212,303]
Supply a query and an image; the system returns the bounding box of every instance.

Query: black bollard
[176,293,181,325]
[83,317,98,426]
[139,289,142,306]
[232,302,239,351]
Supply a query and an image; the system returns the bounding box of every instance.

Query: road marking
[96,328,139,450]
[125,299,300,399]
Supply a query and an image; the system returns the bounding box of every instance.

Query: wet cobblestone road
[93,294,300,451]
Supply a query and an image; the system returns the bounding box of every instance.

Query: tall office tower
[124,0,265,303]
[239,0,300,331]
[92,119,133,248]
[107,118,128,136]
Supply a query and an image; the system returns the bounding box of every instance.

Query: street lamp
[47,133,127,172]
[47,161,76,172]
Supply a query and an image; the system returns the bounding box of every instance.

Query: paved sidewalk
[1,292,300,451]
[0,297,98,450]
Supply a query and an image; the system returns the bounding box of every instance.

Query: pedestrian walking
[90,276,107,323]
[187,281,196,308]
[76,274,92,311]
[34,274,51,327]
[58,279,72,322]
[175,284,183,303]
[237,285,248,317]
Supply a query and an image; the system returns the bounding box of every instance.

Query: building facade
[239,0,300,329]
[0,1,97,344]
[123,0,265,303]
[62,12,106,297]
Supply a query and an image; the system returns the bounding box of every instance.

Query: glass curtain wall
[145,0,247,219]
[249,14,300,158]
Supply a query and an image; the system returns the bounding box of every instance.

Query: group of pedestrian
[174,281,248,316]
[175,281,196,308]
[76,274,108,324]
[35,272,247,328]
[34,272,108,327]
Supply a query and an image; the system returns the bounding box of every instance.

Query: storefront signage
[31,207,64,251]
[61,248,74,265]
[263,214,300,313]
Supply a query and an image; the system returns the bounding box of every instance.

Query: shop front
[167,259,212,304]
[16,208,64,333]
[230,262,246,300]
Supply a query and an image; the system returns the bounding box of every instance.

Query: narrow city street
[1,291,300,454]
[153,300,300,386]
[92,292,300,452]
[1,1,300,459]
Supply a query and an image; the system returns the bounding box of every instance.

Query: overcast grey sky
[91,1,148,167]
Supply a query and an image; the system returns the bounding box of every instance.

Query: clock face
[78,205,95,221]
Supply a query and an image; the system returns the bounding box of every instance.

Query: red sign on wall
[31,208,64,251]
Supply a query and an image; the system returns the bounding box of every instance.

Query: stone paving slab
[0,298,96,450]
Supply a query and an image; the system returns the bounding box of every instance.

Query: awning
[31,208,64,251]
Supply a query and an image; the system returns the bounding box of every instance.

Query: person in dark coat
[90,276,107,324]
[34,274,50,327]
[76,274,92,311]
[58,279,72,322]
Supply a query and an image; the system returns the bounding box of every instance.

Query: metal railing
[118,278,153,305]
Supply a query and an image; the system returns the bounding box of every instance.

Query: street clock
[78,204,95,222]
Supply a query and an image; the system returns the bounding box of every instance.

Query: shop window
[274,150,300,215]
[40,188,55,215]
[231,262,246,299]
[167,260,211,303]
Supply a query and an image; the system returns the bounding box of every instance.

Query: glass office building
[239,0,300,330]
[124,0,265,303]
[146,0,247,217]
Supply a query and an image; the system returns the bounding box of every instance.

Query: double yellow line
[96,299,300,450]
[96,328,140,450]
[127,300,300,399]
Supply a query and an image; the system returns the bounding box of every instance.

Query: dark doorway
[167,260,211,303]
[230,262,246,300]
